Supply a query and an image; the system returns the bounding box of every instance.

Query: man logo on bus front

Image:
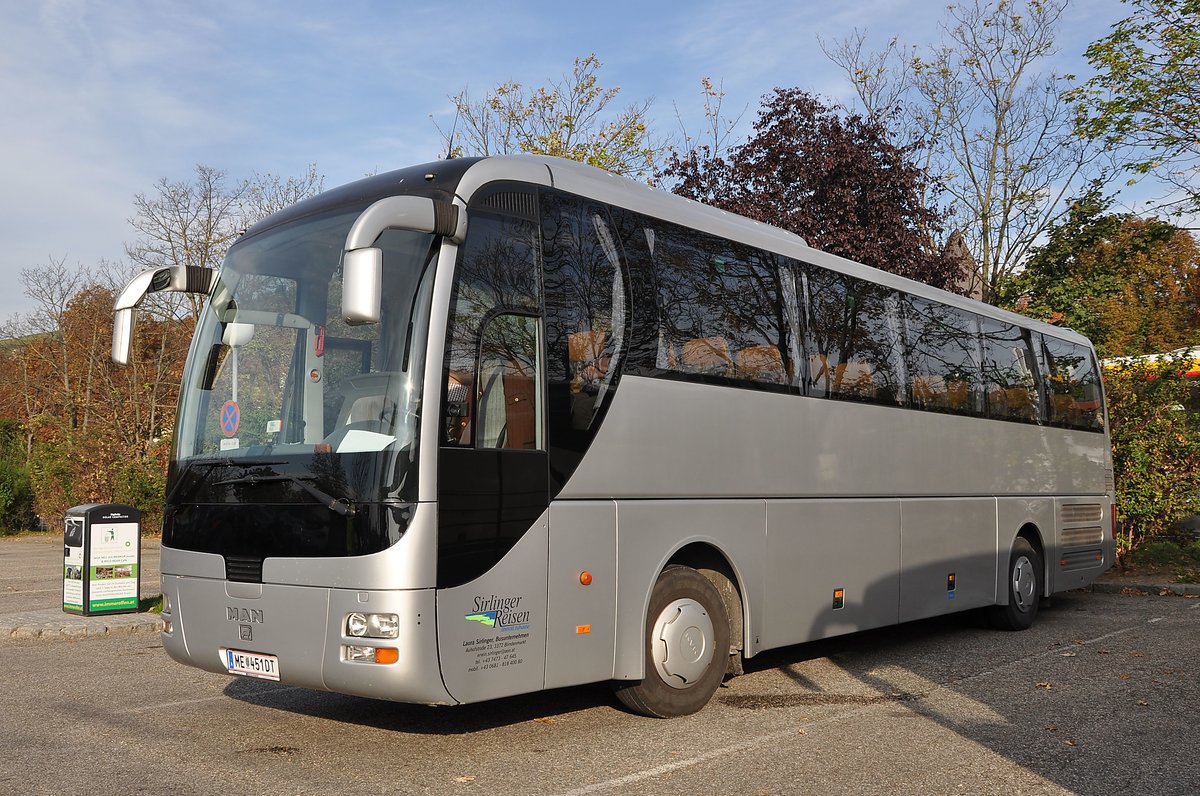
[227,607,263,624]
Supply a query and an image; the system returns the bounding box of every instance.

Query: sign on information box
[63,504,142,616]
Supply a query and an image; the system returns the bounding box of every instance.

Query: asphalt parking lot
[2,536,1198,796]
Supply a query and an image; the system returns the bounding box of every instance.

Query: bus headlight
[345,612,399,639]
[347,613,368,637]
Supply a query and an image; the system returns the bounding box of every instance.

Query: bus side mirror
[221,322,255,348]
[342,248,383,325]
[341,195,464,326]
[111,265,215,365]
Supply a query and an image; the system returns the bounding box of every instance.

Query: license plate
[222,648,280,681]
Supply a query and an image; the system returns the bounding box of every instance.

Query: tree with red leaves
[664,88,962,292]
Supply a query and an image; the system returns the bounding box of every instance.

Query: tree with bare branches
[823,0,1104,302]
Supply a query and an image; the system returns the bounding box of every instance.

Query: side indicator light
[579,571,593,586]
[374,647,399,665]
[832,588,845,610]
[576,625,591,635]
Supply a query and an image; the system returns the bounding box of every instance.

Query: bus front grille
[225,555,264,583]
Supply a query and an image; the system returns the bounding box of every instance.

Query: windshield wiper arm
[166,459,288,506]
[212,473,351,516]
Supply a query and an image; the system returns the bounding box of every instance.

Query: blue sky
[0,0,1131,322]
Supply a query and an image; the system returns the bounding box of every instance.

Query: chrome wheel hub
[651,598,715,689]
[1012,554,1037,612]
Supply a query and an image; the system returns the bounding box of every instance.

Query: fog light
[162,619,173,635]
[345,644,375,662]
[162,592,172,614]
[346,612,368,637]
[343,645,399,664]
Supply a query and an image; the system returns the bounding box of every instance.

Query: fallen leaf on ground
[1064,739,1078,747]
[1036,682,1053,689]
[453,776,476,783]
[533,717,555,725]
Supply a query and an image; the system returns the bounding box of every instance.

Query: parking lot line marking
[553,728,800,796]
[552,622,1153,796]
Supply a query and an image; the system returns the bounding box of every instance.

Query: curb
[1,608,163,641]
[1089,581,1200,596]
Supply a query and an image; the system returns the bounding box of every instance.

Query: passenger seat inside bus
[680,336,733,376]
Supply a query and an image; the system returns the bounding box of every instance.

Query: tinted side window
[902,297,982,416]
[1042,336,1105,431]
[476,314,543,450]
[442,210,541,447]
[980,320,1040,423]
[651,222,792,387]
[541,190,625,431]
[804,266,904,405]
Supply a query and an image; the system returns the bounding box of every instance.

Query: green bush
[1107,357,1200,562]
[1188,540,1200,563]
[111,457,166,535]
[0,458,36,534]
[0,420,36,534]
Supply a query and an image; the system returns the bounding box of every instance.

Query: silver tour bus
[112,155,1115,717]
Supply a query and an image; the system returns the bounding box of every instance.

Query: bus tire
[989,537,1043,631]
[613,565,730,718]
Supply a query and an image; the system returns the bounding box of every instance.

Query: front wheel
[989,537,1043,631]
[613,566,730,718]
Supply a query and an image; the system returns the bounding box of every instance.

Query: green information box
[63,504,142,616]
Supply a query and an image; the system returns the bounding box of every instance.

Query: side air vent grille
[225,555,264,583]
[1061,526,1104,547]
[1061,549,1104,571]
[478,191,538,222]
[1061,504,1103,524]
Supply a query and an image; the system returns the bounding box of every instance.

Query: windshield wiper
[166,459,288,507]
[212,473,351,516]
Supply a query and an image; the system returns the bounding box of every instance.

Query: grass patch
[1131,539,1200,583]
[140,595,163,614]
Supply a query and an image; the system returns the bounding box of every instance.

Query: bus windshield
[173,204,438,508]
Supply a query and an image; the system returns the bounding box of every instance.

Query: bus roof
[241,154,1097,351]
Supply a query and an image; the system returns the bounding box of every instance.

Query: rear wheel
[989,537,1043,631]
[613,566,730,718]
